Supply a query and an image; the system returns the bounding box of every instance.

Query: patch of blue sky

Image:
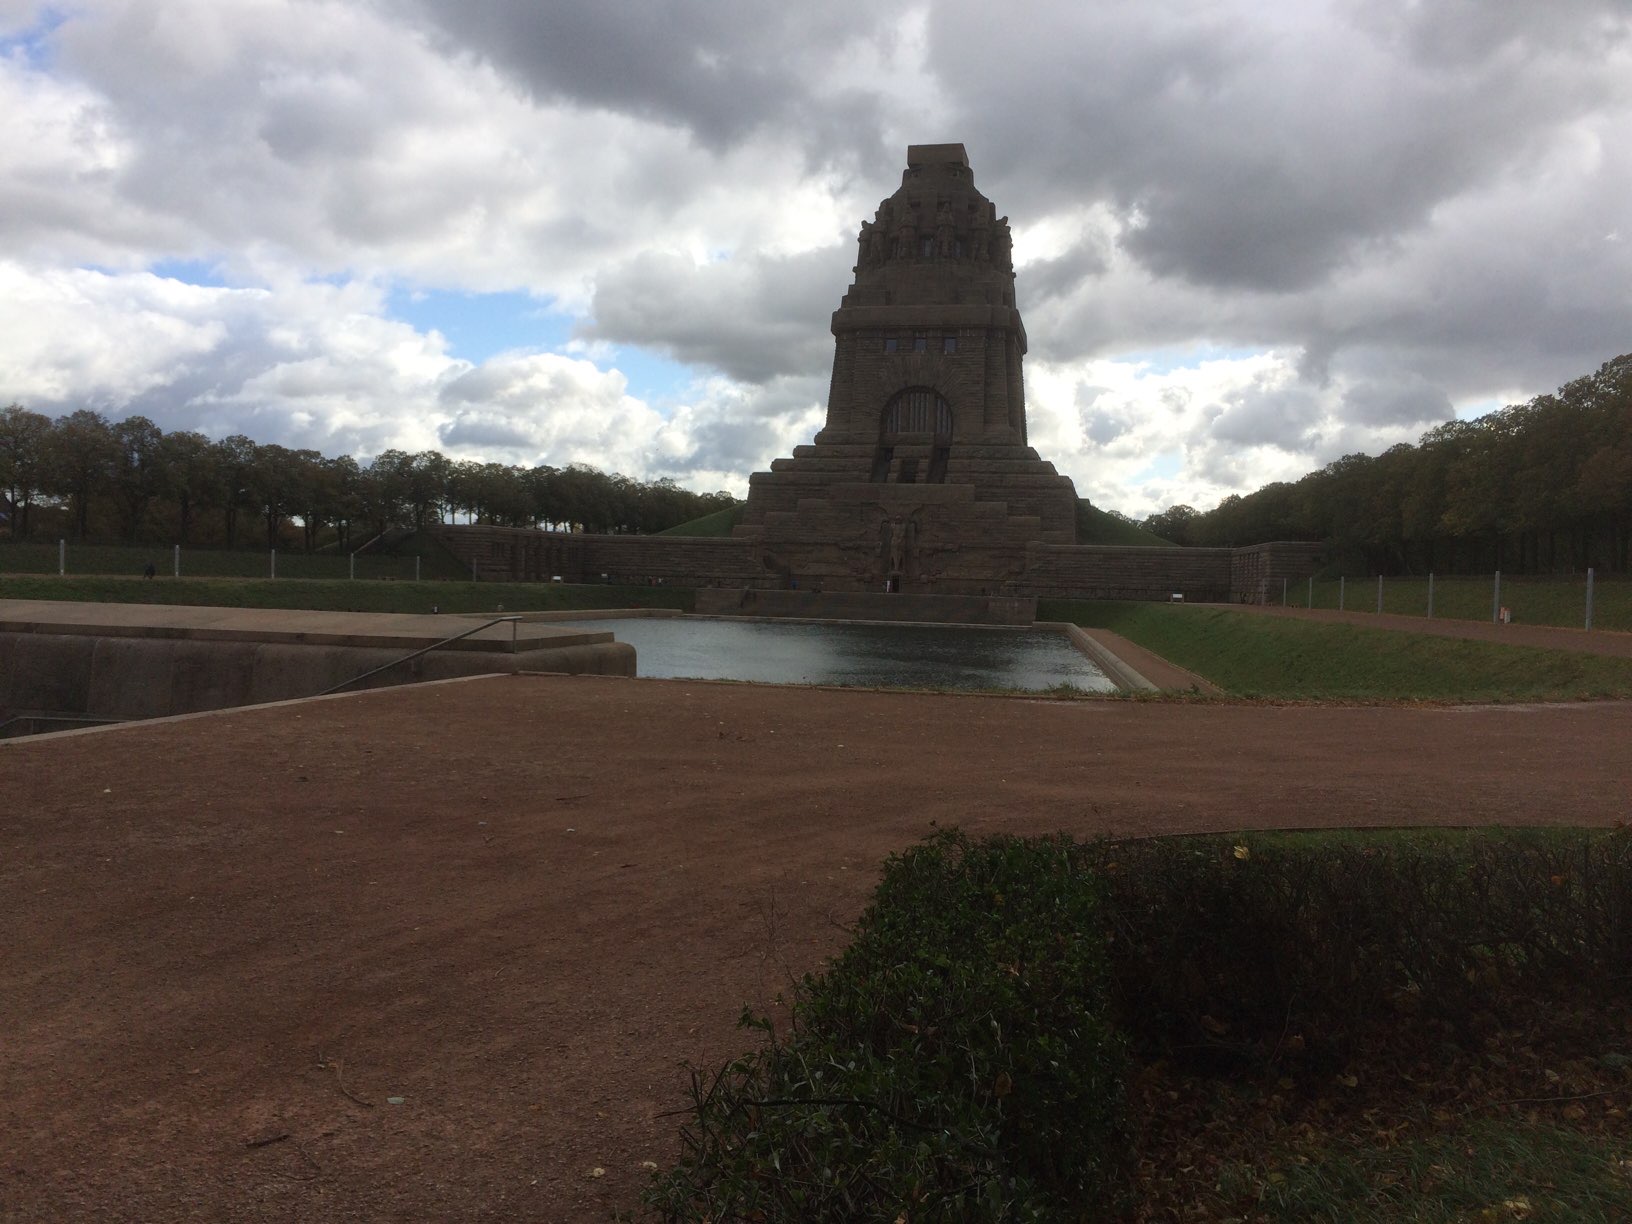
[1129,452,1182,484]
[150,258,230,288]
[1452,396,1506,422]
[0,6,66,67]
[1117,344,1264,376]
[386,287,568,362]
[604,346,698,407]
[387,287,699,405]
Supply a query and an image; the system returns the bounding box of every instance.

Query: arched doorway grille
[883,388,952,438]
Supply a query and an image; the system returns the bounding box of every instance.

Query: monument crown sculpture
[737,143,1081,593]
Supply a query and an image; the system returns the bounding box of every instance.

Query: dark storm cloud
[584,244,853,385]
[928,0,1631,293]
[403,0,895,159]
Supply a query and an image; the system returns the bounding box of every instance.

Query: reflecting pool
[555,617,1115,693]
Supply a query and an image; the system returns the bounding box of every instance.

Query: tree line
[1141,353,1632,575]
[0,407,737,550]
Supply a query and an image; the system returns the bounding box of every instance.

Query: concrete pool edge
[1037,622,1157,693]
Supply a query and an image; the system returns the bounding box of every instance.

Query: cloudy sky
[3,0,1629,517]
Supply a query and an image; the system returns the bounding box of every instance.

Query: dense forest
[0,407,737,550]
[1141,354,1632,575]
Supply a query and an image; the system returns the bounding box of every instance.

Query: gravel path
[4,673,1629,1221]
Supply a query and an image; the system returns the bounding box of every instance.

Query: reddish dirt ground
[4,673,1631,1221]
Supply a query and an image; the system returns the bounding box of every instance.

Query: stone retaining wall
[0,631,632,724]
[436,526,1324,603]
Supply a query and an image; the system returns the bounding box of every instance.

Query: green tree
[0,403,52,537]
[45,409,118,540]
[156,429,221,547]
[109,415,165,542]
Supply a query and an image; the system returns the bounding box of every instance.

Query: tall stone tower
[737,143,1079,593]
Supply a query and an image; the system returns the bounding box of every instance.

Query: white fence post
[1282,576,1287,606]
[173,544,180,577]
[1586,567,1595,631]
[270,548,277,580]
[58,538,65,575]
[1492,570,1501,623]
[415,555,421,582]
[349,552,355,580]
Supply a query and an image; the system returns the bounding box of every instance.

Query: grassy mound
[656,506,743,537]
[1041,599,1632,701]
[646,827,1632,1222]
[1076,502,1178,547]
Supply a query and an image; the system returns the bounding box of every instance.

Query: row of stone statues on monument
[857,199,1012,270]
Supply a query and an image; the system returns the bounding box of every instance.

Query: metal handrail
[318,615,523,696]
[0,711,130,737]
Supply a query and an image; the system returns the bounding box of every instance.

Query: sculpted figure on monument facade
[886,517,911,574]
[993,217,1013,269]
[969,216,990,263]
[894,213,917,258]
[935,201,956,256]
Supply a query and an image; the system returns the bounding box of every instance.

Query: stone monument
[736,143,1080,593]
[434,145,1325,606]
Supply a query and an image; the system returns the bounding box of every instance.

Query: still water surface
[557,617,1115,693]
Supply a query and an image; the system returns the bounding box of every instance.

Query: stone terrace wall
[435,526,1325,603]
[1231,541,1328,604]
[437,525,766,587]
[1020,544,1235,602]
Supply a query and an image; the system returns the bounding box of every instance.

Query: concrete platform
[0,600,633,729]
[0,599,613,653]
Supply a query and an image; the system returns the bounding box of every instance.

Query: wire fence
[0,540,465,582]
[1274,571,1629,633]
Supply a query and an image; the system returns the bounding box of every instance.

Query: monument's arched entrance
[871,387,953,484]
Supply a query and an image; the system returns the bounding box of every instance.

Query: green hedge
[1085,828,1632,1069]
[645,827,1632,1220]
[644,830,1126,1221]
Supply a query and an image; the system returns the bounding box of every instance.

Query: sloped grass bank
[656,506,743,537]
[0,575,693,614]
[1300,574,1632,635]
[1040,599,1632,701]
[645,827,1632,1222]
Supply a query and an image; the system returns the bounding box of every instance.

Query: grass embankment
[648,828,1632,1223]
[656,505,743,537]
[0,575,693,615]
[1292,574,1632,633]
[1042,599,1632,702]
[0,537,470,581]
[1077,501,1178,547]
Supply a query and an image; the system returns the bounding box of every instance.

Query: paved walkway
[4,673,1628,1221]
[0,599,612,653]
